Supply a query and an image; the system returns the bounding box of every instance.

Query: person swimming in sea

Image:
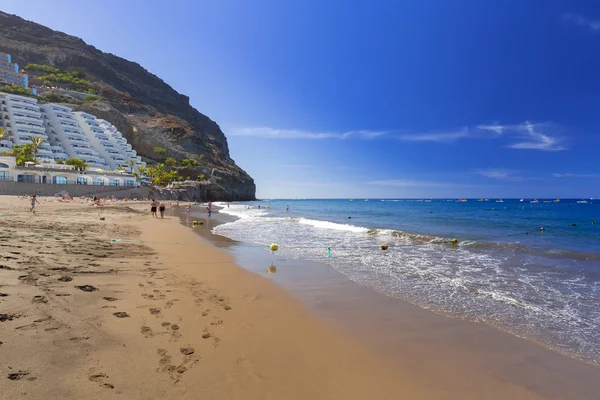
[286,204,289,212]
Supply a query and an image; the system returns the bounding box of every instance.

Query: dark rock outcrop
[151,182,251,202]
[0,11,255,200]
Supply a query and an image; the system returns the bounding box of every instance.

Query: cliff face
[0,11,255,201]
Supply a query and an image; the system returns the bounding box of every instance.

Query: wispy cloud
[564,14,600,33]
[228,127,389,140]
[395,128,469,143]
[368,179,467,188]
[477,124,505,135]
[474,169,523,181]
[229,122,566,150]
[553,173,600,178]
[508,121,566,151]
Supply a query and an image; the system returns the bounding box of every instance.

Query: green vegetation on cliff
[24,63,96,93]
[1,84,35,97]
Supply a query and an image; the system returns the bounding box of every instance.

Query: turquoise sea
[212,198,600,365]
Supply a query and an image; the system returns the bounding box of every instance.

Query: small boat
[496,199,504,203]
[349,199,353,202]
[478,198,484,202]
[456,199,468,203]
[519,199,524,202]
[530,199,539,204]
[554,199,560,203]
[577,200,589,204]
[365,198,368,202]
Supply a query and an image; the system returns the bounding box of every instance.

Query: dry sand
[0,196,593,399]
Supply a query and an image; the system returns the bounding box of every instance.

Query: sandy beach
[1,196,598,399]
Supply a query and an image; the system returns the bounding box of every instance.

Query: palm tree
[28,136,45,163]
[127,158,136,173]
[0,128,11,142]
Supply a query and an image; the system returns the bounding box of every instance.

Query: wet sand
[0,196,598,399]
[188,207,600,399]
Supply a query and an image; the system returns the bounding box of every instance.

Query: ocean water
[212,199,600,365]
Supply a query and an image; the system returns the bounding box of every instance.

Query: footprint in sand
[149,308,161,316]
[202,309,210,317]
[102,297,118,302]
[141,326,153,337]
[113,312,130,318]
[7,370,34,381]
[180,346,195,355]
[32,295,48,304]
[89,372,114,389]
[157,348,172,371]
[75,285,98,292]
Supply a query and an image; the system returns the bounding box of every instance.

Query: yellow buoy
[268,265,277,274]
[381,244,388,250]
[270,244,279,252]
[451,238,458,244]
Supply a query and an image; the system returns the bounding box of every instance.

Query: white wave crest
[297,218,369,233]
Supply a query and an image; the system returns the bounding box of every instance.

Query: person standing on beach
[30,195,40,213]
[150,199,158,218]
[159,203,166,219]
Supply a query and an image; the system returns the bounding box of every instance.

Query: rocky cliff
[0,11,255,201]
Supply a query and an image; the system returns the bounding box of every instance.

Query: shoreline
[184,205,600,399]
[1,197,599,399]
[205,201,600,367]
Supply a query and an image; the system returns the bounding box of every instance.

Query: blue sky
[3,0,600,198]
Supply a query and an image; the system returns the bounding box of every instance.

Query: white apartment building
[74,112,145,172]
[0,92,145,186]
[0,93,56,164]
[41,105,108,169]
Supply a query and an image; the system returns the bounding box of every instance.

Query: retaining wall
[0,181,150,199]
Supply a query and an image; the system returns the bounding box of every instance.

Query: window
[76,177,88,185]
[126,180,135,187]
[110,179,120,187]
[94,178,105,186]
[53,176,67,184]
[18,175,35,183]
[0,171,9,181]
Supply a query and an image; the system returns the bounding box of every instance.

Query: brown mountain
[0,10,255,200]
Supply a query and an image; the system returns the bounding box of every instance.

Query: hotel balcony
[14,122,46,133]
[12,113,43,122]
[51,105,72,113]
[10,105,41,115]
[37,148,53,156]
[66,136,90,143]
[78,112,95,120]
[16,132,47,140]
